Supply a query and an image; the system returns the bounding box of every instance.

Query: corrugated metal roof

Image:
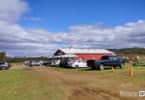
[59,48,114,54]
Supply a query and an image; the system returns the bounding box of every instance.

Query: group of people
[123,55,140,63]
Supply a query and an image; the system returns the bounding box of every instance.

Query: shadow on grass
[46,66,124,72]
[79,67,123,72]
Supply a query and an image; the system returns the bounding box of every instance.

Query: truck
[87,56,126,70]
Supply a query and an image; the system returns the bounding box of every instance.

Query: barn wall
[75,53,113,60]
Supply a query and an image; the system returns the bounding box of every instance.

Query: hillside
[108,47,145,55]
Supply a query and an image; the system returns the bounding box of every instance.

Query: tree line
[0,52,49,62]
[0,52,6,61]
[1,47,145,62]
[108,47,145,56]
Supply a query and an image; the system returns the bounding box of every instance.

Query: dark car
[42,61,51,66]
[87,56,125,70]
[0,61,11,70]
[59,59,69,67]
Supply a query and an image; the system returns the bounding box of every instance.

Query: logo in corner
[139,91,145,97]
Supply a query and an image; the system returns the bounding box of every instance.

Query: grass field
[0,69,64,100]
[0,63,145,100]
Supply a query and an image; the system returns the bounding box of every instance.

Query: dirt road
[23,67,143,100]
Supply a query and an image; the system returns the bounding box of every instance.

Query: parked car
[59,59,67,67]
[87,56,125,70]
[67,60,88,68]
[42,61,51,66]
[50,59,61,67]
[0,61,11,70]
[29,60,42,66]
[24,61,30,65]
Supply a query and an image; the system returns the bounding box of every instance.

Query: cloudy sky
[0,0,145,56]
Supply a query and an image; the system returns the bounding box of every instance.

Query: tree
[0,52,6,61]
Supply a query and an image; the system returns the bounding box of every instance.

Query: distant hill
[108,47,145,55]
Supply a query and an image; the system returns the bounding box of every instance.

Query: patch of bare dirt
[69,87,119,100]
[23,67,140,100]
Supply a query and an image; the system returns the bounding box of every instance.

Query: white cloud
[0,0,145,56]
[1,19,145,56]
[0,0,28,23]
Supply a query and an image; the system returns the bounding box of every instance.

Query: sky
[0,0,145,56]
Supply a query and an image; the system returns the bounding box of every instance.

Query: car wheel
[120,63,124,69]
[2,67,5,70]
[99,64,104,70]
[75,65,79,69]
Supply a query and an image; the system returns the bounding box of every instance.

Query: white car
[51,60,60,66]
[29,61,42,66]
[67,60,88,68]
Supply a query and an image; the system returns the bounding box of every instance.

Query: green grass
[0,69,64,100]
[47,63,145,81]
[1,63,145,100]
[48,63,143,71]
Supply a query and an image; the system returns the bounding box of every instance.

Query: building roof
[58,48,114,54]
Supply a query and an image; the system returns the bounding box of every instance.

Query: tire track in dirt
[23,67,137,100]
[69,88,119,100]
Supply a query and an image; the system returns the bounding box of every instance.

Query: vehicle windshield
[109,56,118,60]
[101,56,109,60]
[0,62,5,64]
